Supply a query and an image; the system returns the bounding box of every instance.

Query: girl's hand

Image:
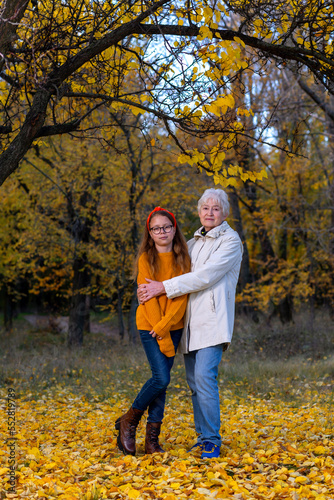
[137,284,146,304]
[149,329,162,340]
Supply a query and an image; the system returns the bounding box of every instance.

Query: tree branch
[134,23,334,81]
[0,0,30,73]
[0,0,170,186]
[296,76,334,122]
[0,125,12,134]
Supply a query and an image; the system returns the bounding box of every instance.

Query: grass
[0,308,333,406]
[1,310,334,500]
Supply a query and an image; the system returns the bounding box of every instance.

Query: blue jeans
[133,329,183,423]
[184,345,223,447]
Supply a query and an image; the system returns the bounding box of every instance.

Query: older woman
[139,188,243,459]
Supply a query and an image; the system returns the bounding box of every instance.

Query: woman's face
[149,215,176,251]
[199,198,226,232]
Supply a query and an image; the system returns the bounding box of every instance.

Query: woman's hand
[138,279,166,303]
[149,329,162,340]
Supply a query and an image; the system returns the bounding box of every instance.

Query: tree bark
[277,215,293,323]
[128,283,138,344]
[66,173,102,346]
[228,187,252,289]
[3,285,14,332]
[0,0,29,73]
[116,280,125,341]
[83,295,91,334]
[68,253,91,347]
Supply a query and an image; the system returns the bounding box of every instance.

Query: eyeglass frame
[149,224,174,235]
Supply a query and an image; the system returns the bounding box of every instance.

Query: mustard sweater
[136,252,188,357]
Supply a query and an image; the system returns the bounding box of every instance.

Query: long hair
[133,210,191,279]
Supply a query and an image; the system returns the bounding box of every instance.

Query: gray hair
[197,188,230,217]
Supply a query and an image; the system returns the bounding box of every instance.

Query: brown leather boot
[115,407,144,455]
[145,422,165,454]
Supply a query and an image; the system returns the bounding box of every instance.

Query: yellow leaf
[234,36,246,47]
[129,106,142,116]
[295,475,309,484]
[44,462,58,470]
[128,489,140,499]
[313,445,326,455]
[27,447,40,458]
[197,488,212,494]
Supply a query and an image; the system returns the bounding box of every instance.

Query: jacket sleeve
[137,254,162,327]
[152,294,188,338]
[163,235,243,299]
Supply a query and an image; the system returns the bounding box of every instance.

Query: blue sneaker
[201,441,220,459]
[187,442,204,453]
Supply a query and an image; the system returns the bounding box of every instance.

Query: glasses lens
[150,224,173,235]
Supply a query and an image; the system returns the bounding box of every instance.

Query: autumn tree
[290,72,334,319]
[0,178,34,330]
[2,0,334,339]
[1,107,205,344]
[1,0,334,189]
[231,65,334,322]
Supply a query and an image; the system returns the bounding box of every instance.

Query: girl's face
[149,215,176,252]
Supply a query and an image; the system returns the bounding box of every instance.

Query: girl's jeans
[133,329,183,422]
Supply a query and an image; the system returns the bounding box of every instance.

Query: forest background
[1,0,334,348]
[1,1,334,499]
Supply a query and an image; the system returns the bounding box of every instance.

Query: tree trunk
[128,283,138,343]
[3,285,14,332]
[83,295,91,334]
[228,187,252,290]
[277,296,293,324]
[66,173,102,346]
[68,254,91,347]
[277,217,293,323]
[116,281,125,340]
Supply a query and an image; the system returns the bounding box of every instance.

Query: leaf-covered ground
[1,374,333,500]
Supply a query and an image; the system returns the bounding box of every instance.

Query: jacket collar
[194,220,230,239]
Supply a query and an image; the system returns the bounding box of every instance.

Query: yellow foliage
[1,384,333,499]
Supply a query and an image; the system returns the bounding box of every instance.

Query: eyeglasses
[149,224,174,235]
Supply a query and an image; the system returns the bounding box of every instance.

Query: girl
[115,207,191,455]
